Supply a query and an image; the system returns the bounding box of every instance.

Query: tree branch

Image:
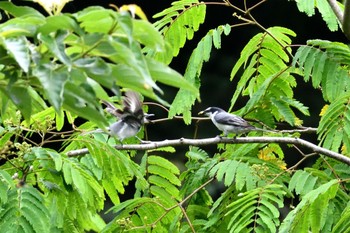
[327,0,350,40]
[66,136,350,165]
[342,0,350,40]
[327,0,344,24]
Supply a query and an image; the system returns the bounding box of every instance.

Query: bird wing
[102,100,123,118]
[123,91,144,120]
[214,112,253,127]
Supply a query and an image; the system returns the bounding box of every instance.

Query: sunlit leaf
[2,36,30,73]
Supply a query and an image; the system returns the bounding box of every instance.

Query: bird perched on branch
[198,107,270,137]
[85,91,153,142]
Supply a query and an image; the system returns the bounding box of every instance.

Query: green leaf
[55,110,65,131]
[270,97,295,126]
[146,58,198,94]
[289,170,318,196]
[280,96,310,116]
[107,39,162,93]
[295,0,315,16]
[148,165,180,187]
[47,150,63,171]
[38,30,72,66]
[62,82,107,128]
[333,204,350,233]
[0,2,44,18]
[0,170,15,191]
[230,36,260,81]
[33,64,68,112]
[240,74,276,114]
[76,6,116,33]
[148,175,179,197]
[62,157,105,209]
[74,57,111,76]
[0,15,43,37]
[316,0,339,31]
[133,19,164,51]
[186,147,208,161]
[2,36,30,72]
[38,14,82,35]
[169,26,222,123]
[4,85,32,121]
[280,180,339,233]
[154,1,206,63]
[224,184,284,232]
[109,64,167,105]
[318,93,350,151]
[0,187,51,233]
[293,41,350,102]
[148,155,180,175]
[117,11,133,43]
[32,147,63,171]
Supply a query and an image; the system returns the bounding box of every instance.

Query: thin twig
[127,178,213,232]
[320,156,348,192]
[246,0,268,14]
[178,204,196,233]
[288,153,317,171]
[180,178,214,205]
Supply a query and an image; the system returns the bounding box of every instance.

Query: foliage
[294,0,340,31]
[0,1,197,127]
[293,40,350,152]
[0,0,350,232]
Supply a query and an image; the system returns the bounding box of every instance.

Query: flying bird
[103,91,146,141]
[85,91,152,142]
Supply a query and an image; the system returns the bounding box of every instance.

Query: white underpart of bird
[199,107,269,136]
[109,117,141,141]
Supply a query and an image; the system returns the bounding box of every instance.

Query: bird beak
[198,110,205,115]
[144,113,155,119]
[143,113,155,124]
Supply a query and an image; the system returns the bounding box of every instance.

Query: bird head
[198,107,224,117]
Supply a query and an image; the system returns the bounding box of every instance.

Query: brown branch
[327,0,344,24]
[66,136,350,165]
[326,0,350,40]
[245,0,267,14]
[342,0,350,40]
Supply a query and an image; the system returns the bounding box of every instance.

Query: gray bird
[105,91,143,141]
[86,91,152,142]
[198,107,265,136]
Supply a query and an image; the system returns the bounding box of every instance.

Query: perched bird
[198,107,266,136]
[86,91,152,142]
